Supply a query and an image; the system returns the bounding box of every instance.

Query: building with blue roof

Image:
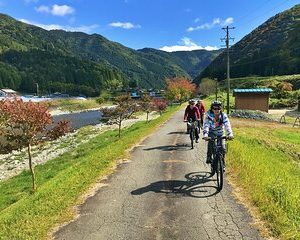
[233,88,273,112]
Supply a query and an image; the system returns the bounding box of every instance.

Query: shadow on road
[167,131,187,135]
[143,143,190,151]
[131,172,219,198]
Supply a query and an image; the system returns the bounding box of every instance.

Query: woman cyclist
[202,101,234,164]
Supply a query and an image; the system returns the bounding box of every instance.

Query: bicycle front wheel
[216,154,224,191]
[190,129,195,149]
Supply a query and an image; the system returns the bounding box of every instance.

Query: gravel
[230,110,276,121]
[0,112,159,181]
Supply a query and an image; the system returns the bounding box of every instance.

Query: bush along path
[0,106,181,240]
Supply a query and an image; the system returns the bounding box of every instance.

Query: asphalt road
[54,109,262,240]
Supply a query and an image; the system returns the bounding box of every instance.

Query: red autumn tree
[47,120,71,140]
[140,95,155,122]
[165,77,196,104]
[0,98,69,191]
[101,95,140,138]
[152,98,168,115]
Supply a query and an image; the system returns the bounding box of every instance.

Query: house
[0,89,17,98]
[233,88,273,112]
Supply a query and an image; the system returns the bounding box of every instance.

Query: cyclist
[184,99,200,142]
[202,101,233,164]
[196,99,206,129]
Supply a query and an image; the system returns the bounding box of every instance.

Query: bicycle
[185,118,199,149]
[203,136,231,191]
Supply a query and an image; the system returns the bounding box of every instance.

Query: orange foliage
[165,77,196,103]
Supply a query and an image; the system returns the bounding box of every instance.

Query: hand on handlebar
[227,135,234,140]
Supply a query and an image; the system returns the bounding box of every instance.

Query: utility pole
[214,78,218,101]
[221,26,235,114]
[35,83,39,97]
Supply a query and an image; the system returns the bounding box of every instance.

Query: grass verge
[227,118,300,240]
[0,105,181,240]
[48,98,112,112]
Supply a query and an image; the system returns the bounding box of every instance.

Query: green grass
[227,119,300,239]
[205,92,235,110]
[48,98,111,112]
[220,74,300,89]
[0,105,181,240]
[273,130,300,145]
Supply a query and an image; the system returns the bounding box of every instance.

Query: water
[53,110,103,129]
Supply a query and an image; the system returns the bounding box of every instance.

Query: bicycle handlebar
[202,136,233,141]
[184,119,200,122]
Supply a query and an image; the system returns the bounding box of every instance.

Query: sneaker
[195,139,199,143]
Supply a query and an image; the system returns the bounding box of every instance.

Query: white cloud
[187,17,234,32]
[19,19,98,33]
[109,22,141,29]
[159,37,218,52]
[51,4,74,16]
[221,17,234,26]
[35,5,50,13]
[35,4,74,16]
[194,18,200,23]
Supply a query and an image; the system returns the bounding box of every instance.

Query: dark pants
[207,133,226,160]
[187,122,199,140]
[200,114,204,128]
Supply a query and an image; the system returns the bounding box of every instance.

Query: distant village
[0,88,165,102]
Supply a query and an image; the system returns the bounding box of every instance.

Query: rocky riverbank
[0,112,159,181]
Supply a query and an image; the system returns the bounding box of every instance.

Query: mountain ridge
[195,4,300,84]
[0,13,220,95]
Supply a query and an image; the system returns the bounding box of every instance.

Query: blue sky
[0,0,299,51]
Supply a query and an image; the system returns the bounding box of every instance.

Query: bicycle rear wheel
[216,155,224,191]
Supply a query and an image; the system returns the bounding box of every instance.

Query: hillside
[138,48,222,78]
[195,4,300,84]
[0,14,220,95]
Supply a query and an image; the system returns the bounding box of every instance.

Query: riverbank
[0,111,158,181]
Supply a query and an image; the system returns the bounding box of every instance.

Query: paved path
[54,110,262,240]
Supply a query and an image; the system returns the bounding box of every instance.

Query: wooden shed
[0,89,17,98]
[233,88,273,112]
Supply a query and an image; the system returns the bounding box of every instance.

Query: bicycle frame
[209,136,227,191]
[187,118,198,149]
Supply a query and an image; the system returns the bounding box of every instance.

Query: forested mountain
[0,14,220,96]
[138,48,222,79]
[0,14,124,96]
[195,4,300,84]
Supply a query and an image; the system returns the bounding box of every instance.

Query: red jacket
[196,102,206,115]
[184,105,200,121]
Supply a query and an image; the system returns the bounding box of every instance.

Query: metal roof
[0,89,17,93]
[233,88,273,93]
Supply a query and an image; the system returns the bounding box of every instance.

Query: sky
[0,0,299,51]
